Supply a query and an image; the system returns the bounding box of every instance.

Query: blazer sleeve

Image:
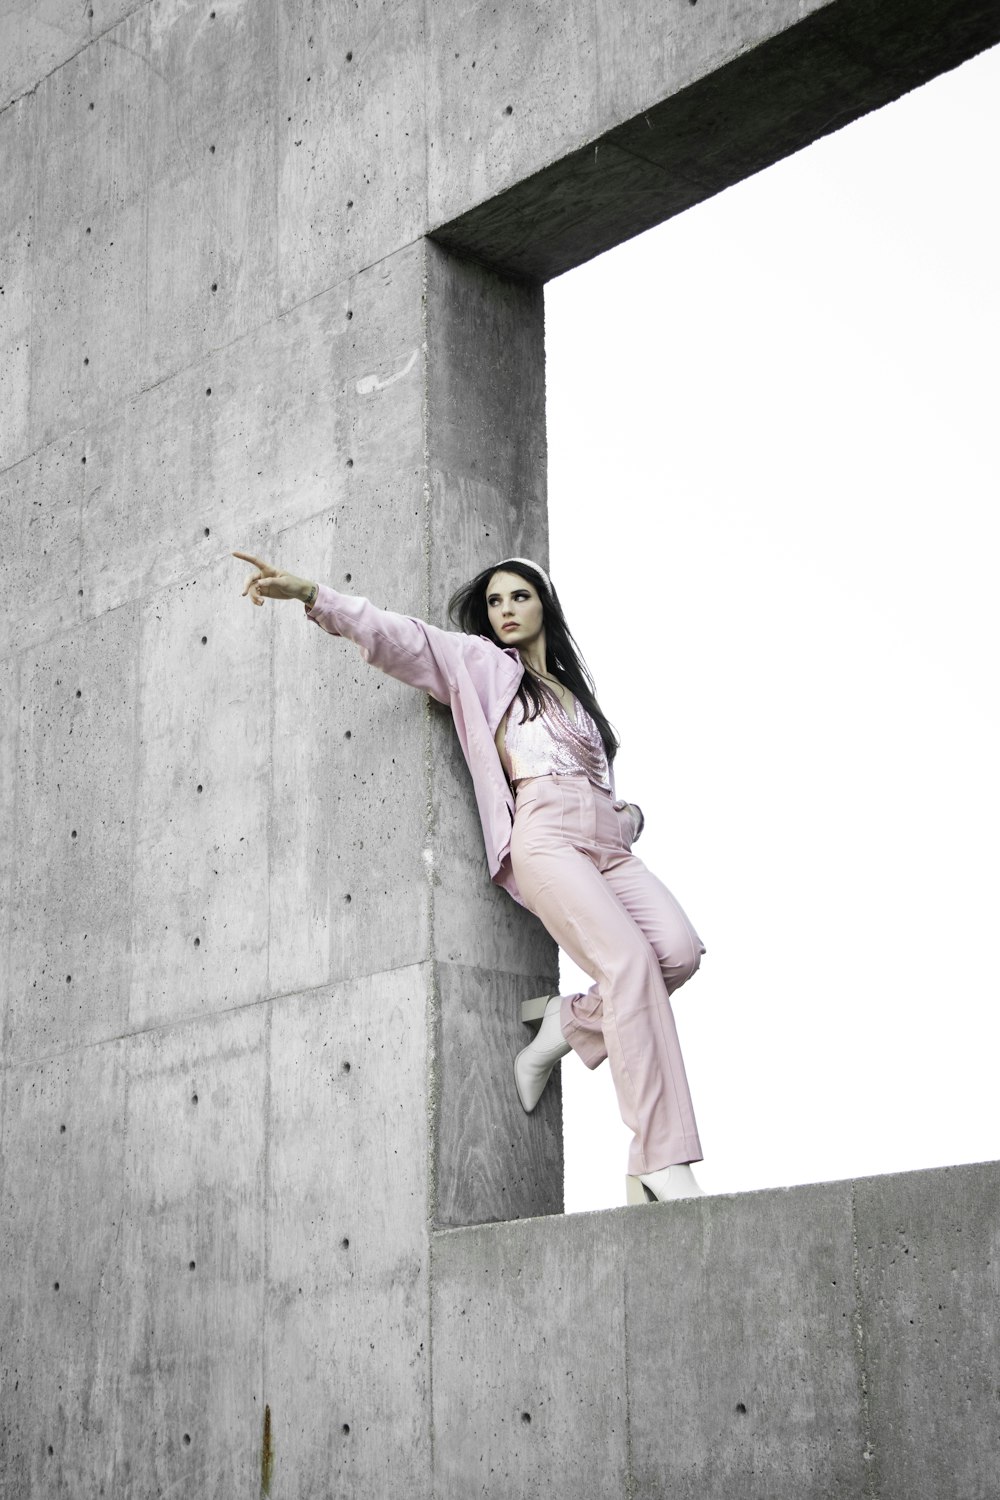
[305,583,486,705]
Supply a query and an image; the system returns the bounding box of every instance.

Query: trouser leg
[563,852,704,1061]
[512,791,703,1175]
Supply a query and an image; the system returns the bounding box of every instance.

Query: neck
[518,632,548,679]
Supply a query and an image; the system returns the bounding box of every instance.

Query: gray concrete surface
[432,1210,630,1499]
[854,1162,1000,1500]
[2,0,997,1494]
[625,1180,867,1499]
[430,0,1000,282]
[433,1163,999,1500]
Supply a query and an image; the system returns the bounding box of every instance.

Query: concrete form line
[419,265,439,1471]
[0,964,431,1072]
[0,588,142,671]
[0,0,151,116]
[259,1000,274,1494]
[419,274,440,1488]
[424,963,440,1494]
[0,652,21,1066]
[110,1051,131,1500]
[0,234,428,488]
[123,570,143,1044]
[622,1251,637,1500]
[850,1180,881,1500]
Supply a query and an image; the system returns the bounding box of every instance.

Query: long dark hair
[448,559,619,763]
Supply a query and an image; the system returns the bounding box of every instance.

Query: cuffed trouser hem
[637,1136,705,1175]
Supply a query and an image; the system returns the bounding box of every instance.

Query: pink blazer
[306,584,629,906]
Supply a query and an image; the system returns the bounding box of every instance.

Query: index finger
[232,550,272,571]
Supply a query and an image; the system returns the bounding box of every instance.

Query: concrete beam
[429,0,1000,282]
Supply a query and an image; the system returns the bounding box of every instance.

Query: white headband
[495,557,553,594]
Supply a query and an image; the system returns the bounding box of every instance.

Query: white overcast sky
[545,44,999,1212]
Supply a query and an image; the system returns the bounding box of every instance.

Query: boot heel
[626,1175,653,1205]
[520,993,555,1026]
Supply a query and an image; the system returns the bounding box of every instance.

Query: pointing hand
[232,551,315,608]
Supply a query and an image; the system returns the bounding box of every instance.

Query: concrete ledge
[430,1161,999,1499]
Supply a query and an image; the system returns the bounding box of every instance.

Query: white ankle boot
[626,1163,706,1204]
[513,995,570,1113]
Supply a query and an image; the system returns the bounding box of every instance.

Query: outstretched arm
[232,551,513,708]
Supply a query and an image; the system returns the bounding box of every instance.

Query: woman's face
[485,571,545,651]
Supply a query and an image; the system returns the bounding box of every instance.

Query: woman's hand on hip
[233,551,316,608]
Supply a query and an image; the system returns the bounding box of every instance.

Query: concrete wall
[433,1161,1000,1500]
[2,0,997,1495]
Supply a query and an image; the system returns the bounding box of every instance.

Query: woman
[233,549,706,1204]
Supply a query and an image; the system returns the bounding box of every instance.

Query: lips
[502,622,520,632]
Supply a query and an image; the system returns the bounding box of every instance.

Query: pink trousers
[510,774,704,1176]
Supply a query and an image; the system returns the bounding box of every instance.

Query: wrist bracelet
[304,583,318,609]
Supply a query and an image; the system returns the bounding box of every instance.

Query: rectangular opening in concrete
[544,47,999,1214]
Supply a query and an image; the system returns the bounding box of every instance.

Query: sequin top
[503,687,611,791]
